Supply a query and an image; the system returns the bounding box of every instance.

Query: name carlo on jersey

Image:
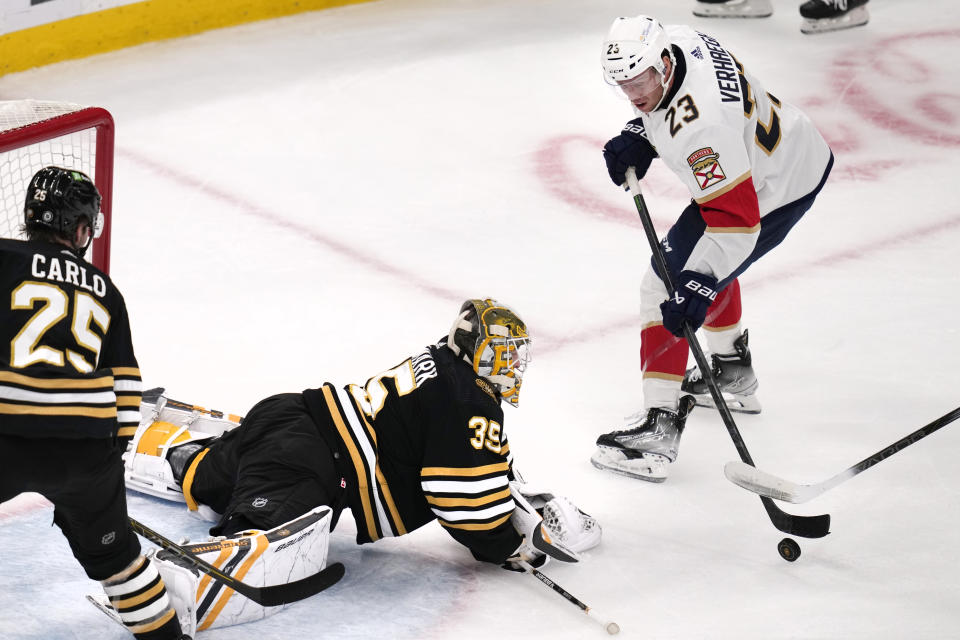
[29,252,108,298]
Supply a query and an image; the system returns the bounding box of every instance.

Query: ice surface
[2,0,959,638]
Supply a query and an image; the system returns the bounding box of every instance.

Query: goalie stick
[724,406,960,503]
[516,559,620,635]
[624,167,830,539]
[129,518,345,607]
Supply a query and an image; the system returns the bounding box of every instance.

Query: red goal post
[0,100,115,273]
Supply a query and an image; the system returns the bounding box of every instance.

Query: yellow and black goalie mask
[447,298,532,407]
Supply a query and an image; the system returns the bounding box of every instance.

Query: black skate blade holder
[624,167,830,539]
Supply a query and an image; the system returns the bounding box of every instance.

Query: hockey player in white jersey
[591,16,833,481]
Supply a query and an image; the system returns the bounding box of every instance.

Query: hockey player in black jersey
[123,299,601,634]
[0,167,189,640]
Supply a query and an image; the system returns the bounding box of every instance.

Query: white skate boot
[681,330,761,414]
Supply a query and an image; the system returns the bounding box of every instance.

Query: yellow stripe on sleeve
[438,513,512,532]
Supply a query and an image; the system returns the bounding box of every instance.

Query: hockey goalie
[119,299,602,632]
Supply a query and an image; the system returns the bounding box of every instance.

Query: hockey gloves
[660,270,719,337]
[603,117,658,187]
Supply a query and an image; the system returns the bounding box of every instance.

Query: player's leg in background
[800,0,869,34]
[682,279,762,413]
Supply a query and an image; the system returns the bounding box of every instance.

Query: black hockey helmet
[24,166,103,240]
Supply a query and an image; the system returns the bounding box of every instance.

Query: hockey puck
[777,537,801,562]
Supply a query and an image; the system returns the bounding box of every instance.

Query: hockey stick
[129,517,345,607]
[517,560,620,635]
[724,406,960,503]
[624,167,830,539]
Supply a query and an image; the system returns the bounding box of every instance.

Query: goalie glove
[502,480,602,570]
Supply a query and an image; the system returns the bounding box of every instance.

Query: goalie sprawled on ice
[121,298,601,635]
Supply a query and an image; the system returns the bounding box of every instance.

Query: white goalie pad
[152,505,332,636]
[124,390,241,504]
[509,480,601,562]
[139,389,242,439]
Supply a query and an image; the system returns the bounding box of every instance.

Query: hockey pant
[184,393,348,537]
[0,434,141,579]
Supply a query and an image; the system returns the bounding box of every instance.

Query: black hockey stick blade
[761,496,830,537]
[624,167,830,540]
[129,517,345,606]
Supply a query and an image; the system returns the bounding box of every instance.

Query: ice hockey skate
[799,0,869,34]
[591,396,695,482]
[693,0,773,18]
[681,330,760,414]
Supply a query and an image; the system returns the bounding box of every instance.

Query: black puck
[778,537,801,562]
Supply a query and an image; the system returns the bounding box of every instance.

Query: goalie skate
[693,0,773,18]
[681,330,761,414]
[800,0,869,34]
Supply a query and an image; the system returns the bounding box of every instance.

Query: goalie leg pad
[123,420,216,503]
[140,388,242,438]
[153,505,332,634]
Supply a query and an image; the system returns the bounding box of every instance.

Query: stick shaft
[518,560,615,630]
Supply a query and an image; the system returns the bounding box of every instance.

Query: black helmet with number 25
[447,298,532,407]
[24,166,103,255]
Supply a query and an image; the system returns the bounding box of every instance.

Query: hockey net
[0,100,114,273]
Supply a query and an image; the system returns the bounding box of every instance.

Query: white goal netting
[0,99,113,271]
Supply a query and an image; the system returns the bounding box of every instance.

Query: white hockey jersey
[635,25,832,281]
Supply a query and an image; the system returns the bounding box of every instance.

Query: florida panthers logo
[687,147,726,190]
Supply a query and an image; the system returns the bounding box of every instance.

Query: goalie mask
[447,298,531,407]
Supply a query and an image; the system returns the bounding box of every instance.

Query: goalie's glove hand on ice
[502,480,602,571]
[660,270,719,337]
[603,117,657,187]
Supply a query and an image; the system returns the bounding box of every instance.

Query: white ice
[2,0,960,638]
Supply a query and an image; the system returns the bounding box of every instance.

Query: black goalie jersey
[0,239,142,440]
[302,341,523,564]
